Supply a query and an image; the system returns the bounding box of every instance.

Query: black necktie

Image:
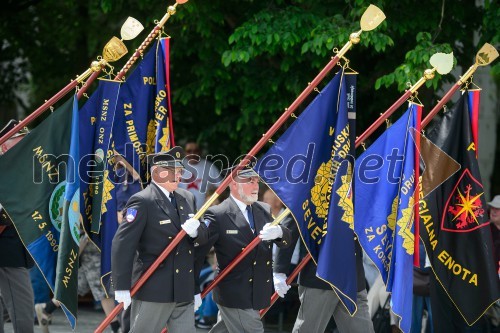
[169,192,177,209]
[246,205,255,232]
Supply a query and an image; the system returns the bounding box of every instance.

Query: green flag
[0,97,77,328]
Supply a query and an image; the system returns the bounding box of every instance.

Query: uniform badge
[159,219,171,225]
[226,230,238,234]
[126,208,138,223]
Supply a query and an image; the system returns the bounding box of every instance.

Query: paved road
[3,304,287,333]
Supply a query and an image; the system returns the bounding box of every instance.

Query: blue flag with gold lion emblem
[255,69,358,314]
[354,103,421,333]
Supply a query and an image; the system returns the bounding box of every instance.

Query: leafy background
[1,0,498,193]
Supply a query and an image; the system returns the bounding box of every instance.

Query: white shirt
[152,180,173,202]
[230,194,253,230]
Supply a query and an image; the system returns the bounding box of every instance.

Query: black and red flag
[419,90,500,325]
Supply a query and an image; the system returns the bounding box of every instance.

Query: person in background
[488,195,500,274]
[486,195,500,329]
[179,142,223,210]
[262,189,300,270]
[0,205,35,333]
[34,234,122,333]
[274,207,374,333]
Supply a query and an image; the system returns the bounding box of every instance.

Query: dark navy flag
[255,69,358,313]
[100,38,173,293]
[354,103,421,333]
[113,39,159,183]
[419,91,500,325]
[79,79,121,235]
[316,73,357,315]
[54,97,80,329]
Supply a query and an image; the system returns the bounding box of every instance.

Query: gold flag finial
[458,43,498,84]
[360,5,386,32]
[429,52,454,75]
[103,17,144,63]
[476,43,499,66]
[409,51,454,93]
[76,16,143,84]
[120,17,145,41]
[334,4,385,58]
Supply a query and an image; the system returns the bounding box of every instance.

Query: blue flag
[100,38,173,293]
[316,73,357,315]
[354,103,421,333]
[255,69,358,313]
[79,79,121,235]
[113,42,170,183]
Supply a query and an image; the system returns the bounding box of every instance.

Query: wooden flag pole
[200,209,291,299]
[0,15,148,145]
[421,43,498,128]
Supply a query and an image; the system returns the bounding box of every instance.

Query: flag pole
[260,252,311,317]
[0,15,148,145]
[113,0,187,81]
[200,209,291,299]
[0,62,102,146]
[421,43,498,128]
[95,5,386,332]
[356,67,439,147]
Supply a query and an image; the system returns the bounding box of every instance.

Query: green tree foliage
[0,0,498,161]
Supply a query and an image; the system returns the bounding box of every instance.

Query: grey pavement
[3,304,287,333]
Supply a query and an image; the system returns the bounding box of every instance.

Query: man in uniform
[273,217,374,333]
[112,146,207,333]
[197,167,291,333]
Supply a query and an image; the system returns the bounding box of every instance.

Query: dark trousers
[0,267,34,333]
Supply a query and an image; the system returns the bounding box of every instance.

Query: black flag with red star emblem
[419,91,500,325]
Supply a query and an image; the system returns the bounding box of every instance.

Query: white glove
[273,273,291,298]
[115,290,131,310]
[194,293,202,312]
[182,216,200,238]
[259,223,283,241]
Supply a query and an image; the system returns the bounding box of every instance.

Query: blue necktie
[169,192,177,210]
[246,205,255,232]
